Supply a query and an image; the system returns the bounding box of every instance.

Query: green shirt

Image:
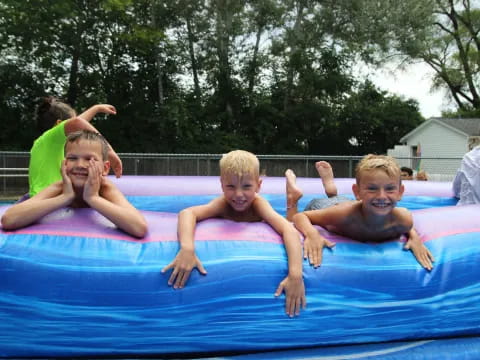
[28,121,67,196]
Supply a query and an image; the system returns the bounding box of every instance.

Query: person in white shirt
[452,146,480,205]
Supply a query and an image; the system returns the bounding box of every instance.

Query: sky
[360,62,454,119]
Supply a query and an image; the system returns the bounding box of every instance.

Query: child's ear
[352,183,360,200]
[398,183,405,199]
[256,178,262,192]
[102,160,111,176]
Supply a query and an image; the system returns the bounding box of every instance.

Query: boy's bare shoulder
[190,196,231,220]
[327,200,360,218]
[99,178,128,202]
[391,206,413,226]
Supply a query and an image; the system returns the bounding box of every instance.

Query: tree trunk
[215,0,234,127]
[186,16,201,100]
[66,45,80,107]
[151,3,164,106]
[247,24,263,108]
[284,0,305,112]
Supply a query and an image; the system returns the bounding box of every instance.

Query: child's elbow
[292,212,303,225]
[131,218,148,238]
[1,213,19,231]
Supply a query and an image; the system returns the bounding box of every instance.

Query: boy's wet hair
[220,150,259,179]
[65,130,109,160]
[355,154,401,183]
[35,96,76,134]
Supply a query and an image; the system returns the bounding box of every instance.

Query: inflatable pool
[1,176,480,359]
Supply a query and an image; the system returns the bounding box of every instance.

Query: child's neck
[70,188,89,208]
[359,205,394,229]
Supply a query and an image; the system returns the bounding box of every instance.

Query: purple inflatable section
[110,175,454,197]
[0,207,283,244]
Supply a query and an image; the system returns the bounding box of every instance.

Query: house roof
[400,117,480,142]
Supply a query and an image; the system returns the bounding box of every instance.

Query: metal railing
[0,151,463,198]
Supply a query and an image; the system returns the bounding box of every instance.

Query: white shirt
[452,146,480,205]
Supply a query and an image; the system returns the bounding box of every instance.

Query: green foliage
[339,82,425,155]
[0,0,427,154]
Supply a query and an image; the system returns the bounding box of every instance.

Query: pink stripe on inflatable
[413,204,480,242]
[420,228,480,243]
[1,209,283,244]
[7,229,142,242]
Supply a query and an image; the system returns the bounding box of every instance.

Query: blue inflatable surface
[1,176,479,358]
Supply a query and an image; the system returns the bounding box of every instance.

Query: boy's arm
[1,163,74,230]
[394,208,434,270]
[83,159,147,238]
[404,228,434,270]
[162,198,226,288]
[292,210,335,267]
[254,197,306,317]
[77,104,116,122]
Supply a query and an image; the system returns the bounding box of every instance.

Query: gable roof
[400,117,480,143]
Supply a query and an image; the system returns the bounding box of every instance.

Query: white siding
[387,145,412,168]
[404,122,466,176]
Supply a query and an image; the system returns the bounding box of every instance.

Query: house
[387,117,480,180]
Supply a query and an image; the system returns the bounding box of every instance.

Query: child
[28,96,123,198]
[162,150,305,317]
[286,155,434,270]
[1,130,147,238]
[400,166,413,180]
[415,170,429,181]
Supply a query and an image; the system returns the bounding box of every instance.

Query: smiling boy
[1,130,147,238]
[286,155,434,270]
[163,150,305,317]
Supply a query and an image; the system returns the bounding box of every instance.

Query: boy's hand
[274,275,306,317]
[108,149,123,178]
[60,160,75,204]
[404,237,435,270]
[95,104,117,115]
[83,158,103,202]
[162,249,207,289]
[303,233,335,268]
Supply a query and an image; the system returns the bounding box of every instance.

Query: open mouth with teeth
[71,170,88,177]
[371,202,392,208]
[233,200,247,206]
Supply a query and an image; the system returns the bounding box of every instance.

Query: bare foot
[315,161,337,197]
[285,169,303,208]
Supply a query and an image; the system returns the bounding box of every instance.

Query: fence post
[2,153,5,195]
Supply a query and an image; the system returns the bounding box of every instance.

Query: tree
[339,82,424,155]
[0,0,427,154]
[366,0,480,113]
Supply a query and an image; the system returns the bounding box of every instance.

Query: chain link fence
[0,151,463,199]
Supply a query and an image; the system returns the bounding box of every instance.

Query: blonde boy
[286,154,434,270]
[1,130,147,238]
[163,150,305,317]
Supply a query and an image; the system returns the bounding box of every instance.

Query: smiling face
[352,169,404,216]
[64,139,110,189]
[220,172,261,212]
